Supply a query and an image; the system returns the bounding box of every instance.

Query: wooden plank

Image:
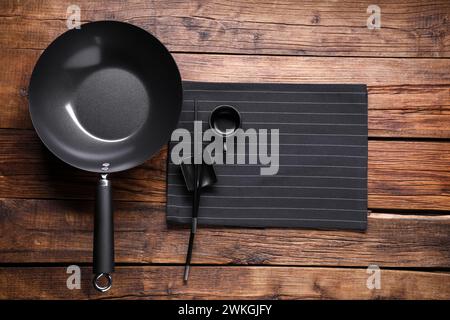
[0,266,449,299]
[1,0,449,57]
[0,49,449,137]
[0,129,167,203]
[1,198,450,267]
[368,85,450,137]
[175,54,450,85]
[1,129,450,210]
[368,141,450,210]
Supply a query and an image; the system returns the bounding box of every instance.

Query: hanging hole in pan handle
[93,273,112,292]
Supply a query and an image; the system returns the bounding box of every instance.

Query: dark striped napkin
[166,82,368,230]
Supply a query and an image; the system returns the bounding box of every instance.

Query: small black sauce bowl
[209,105,241,137]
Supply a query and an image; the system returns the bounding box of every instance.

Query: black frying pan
[28,21,182,291]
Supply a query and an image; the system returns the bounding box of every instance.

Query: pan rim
[28,20,183,173]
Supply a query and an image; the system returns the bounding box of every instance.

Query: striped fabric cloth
[166,82,367,230]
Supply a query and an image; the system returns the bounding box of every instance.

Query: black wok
[28,21,182,291]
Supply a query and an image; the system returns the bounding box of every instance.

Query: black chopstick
[183,162,202,282]
[184,99,200,282]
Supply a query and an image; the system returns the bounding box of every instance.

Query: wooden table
[0,0,449,300]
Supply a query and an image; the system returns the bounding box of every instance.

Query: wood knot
[19,87,28,97]
[311,13,321,25]
[246,254,268,265]
[166,285,173,295]
[313,280,327,298]
[198,31,210,40]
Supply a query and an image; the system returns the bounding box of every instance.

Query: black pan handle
[93,174,114,292]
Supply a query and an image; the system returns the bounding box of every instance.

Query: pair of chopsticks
[184,99,200,282]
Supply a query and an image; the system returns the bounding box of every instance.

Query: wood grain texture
[368,141,450,210]
[1,198,450,267]
[1,130,449,210]
[1,266,449,300]
[174,54,450,85]
[1,0,450,300]
[1,0,449,57]
[368,85,450,137]
[0,49,449,137]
